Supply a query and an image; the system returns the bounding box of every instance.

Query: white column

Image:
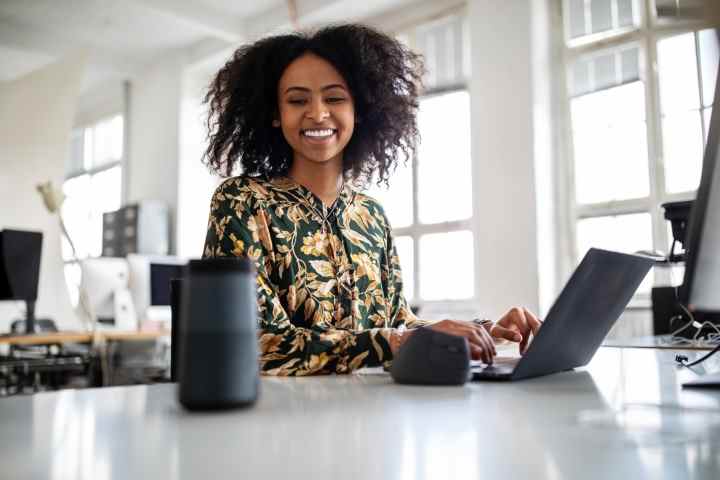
[468,0,556,318]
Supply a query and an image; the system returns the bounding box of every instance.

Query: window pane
[91,115,123,168]
[62,175,92,260]
[699,29,719,108]
[663,111,704,193]
[571,82,649,204]
[570,47,640,97]
[90,167,122,214]
[657,33,701,114]
[414,15,466,90]
[591,0,613,34]
[565,0,637,41]
[417,91,472,224]
[419,231,473,300]
[568,0,586,39]
[620,48,640,84]
[394,236,414,302]
[365,161,413,228]
[617,0,634,27]
[576,213,653,293]
[594,53,616,90]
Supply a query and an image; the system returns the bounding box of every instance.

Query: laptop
[472,248,654,381]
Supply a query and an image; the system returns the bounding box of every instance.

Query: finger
[514,309,530,354]
[470,324,496,357]
[490,324,523,343]
[469,344,484,362]
[474,329,495,364]
[481,328,497,357]
[469,330,491,364]
[524,308,542,336]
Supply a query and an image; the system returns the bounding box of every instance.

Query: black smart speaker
[178,258,259,410]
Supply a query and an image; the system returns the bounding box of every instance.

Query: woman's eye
[288,98,307,105]
[326,97,346,104]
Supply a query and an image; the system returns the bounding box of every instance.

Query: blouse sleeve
[203,179,397,375]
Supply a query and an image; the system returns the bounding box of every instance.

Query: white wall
[469,0,546,319]
[126,56,183,254]
[177,55,225,258]
[74,79,124,128]
[0,55,87,331]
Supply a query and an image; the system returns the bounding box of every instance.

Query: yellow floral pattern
[203,175,425,376]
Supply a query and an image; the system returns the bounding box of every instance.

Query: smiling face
[276,53,355,170]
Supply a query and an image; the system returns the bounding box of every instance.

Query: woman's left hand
[484,307,543,354]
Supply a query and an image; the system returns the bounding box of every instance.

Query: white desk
[1,347,719,480]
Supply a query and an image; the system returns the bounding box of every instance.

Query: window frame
[557,0,716,306]
[62,114,125,307]
[386,12,477,310]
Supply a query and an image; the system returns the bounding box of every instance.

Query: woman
[202,24,541,376]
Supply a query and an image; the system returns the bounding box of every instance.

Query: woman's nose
[306,99,329,122]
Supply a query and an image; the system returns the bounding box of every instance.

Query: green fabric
[203,175,426,375]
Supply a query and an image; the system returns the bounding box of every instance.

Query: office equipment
[390,327,470,385]
[472,248,653,381]
[102,201,169,257]
[150,263,185,306]
[0,347,717,479]
[179,258,258,410]
[127,254,185,327]
[680,56,720,313]
[676,52,720,387]
[0,229,43,333]
[80,257,136,329]
[661,200,693,262]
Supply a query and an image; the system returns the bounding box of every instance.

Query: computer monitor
[0,229,43,333]
[680,40,720,313]
[150,263,186,306]
[80,257,130,325]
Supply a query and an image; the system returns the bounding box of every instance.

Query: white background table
[1,347,719,480]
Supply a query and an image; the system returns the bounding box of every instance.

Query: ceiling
[0,0,431,91]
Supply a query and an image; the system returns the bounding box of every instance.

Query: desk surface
[1,347,719,480]
[0,329,169,345]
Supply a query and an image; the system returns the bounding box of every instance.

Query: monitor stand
[9,300,57,335]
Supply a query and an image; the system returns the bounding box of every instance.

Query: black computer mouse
[390,327,470,385]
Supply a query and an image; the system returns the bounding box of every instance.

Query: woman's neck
[288,155,344,207]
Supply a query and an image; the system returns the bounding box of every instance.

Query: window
[560,1,719,298]
[367,13,473,305]
[63,115,124,305]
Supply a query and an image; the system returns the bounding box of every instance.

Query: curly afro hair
[203,24,424,186]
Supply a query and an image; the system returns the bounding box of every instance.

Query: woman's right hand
[427,319,496,364]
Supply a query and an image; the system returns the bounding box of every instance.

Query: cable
[676,343,720,367]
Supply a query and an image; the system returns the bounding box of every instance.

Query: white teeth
[303,129,334,137]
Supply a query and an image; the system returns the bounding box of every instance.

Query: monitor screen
[681,35,720,312]
[150,263,185,306]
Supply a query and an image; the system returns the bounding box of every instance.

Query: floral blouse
[203,175,427,376]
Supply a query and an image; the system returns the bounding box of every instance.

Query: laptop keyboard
[470,357,519,379]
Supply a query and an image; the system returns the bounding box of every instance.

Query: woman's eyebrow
[283,84,347,94]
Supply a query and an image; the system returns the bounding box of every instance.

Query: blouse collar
[269,176,355,216]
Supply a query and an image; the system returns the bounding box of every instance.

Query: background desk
[1,347,719,480]
[0,330,170,346]
[0,330,171,391]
